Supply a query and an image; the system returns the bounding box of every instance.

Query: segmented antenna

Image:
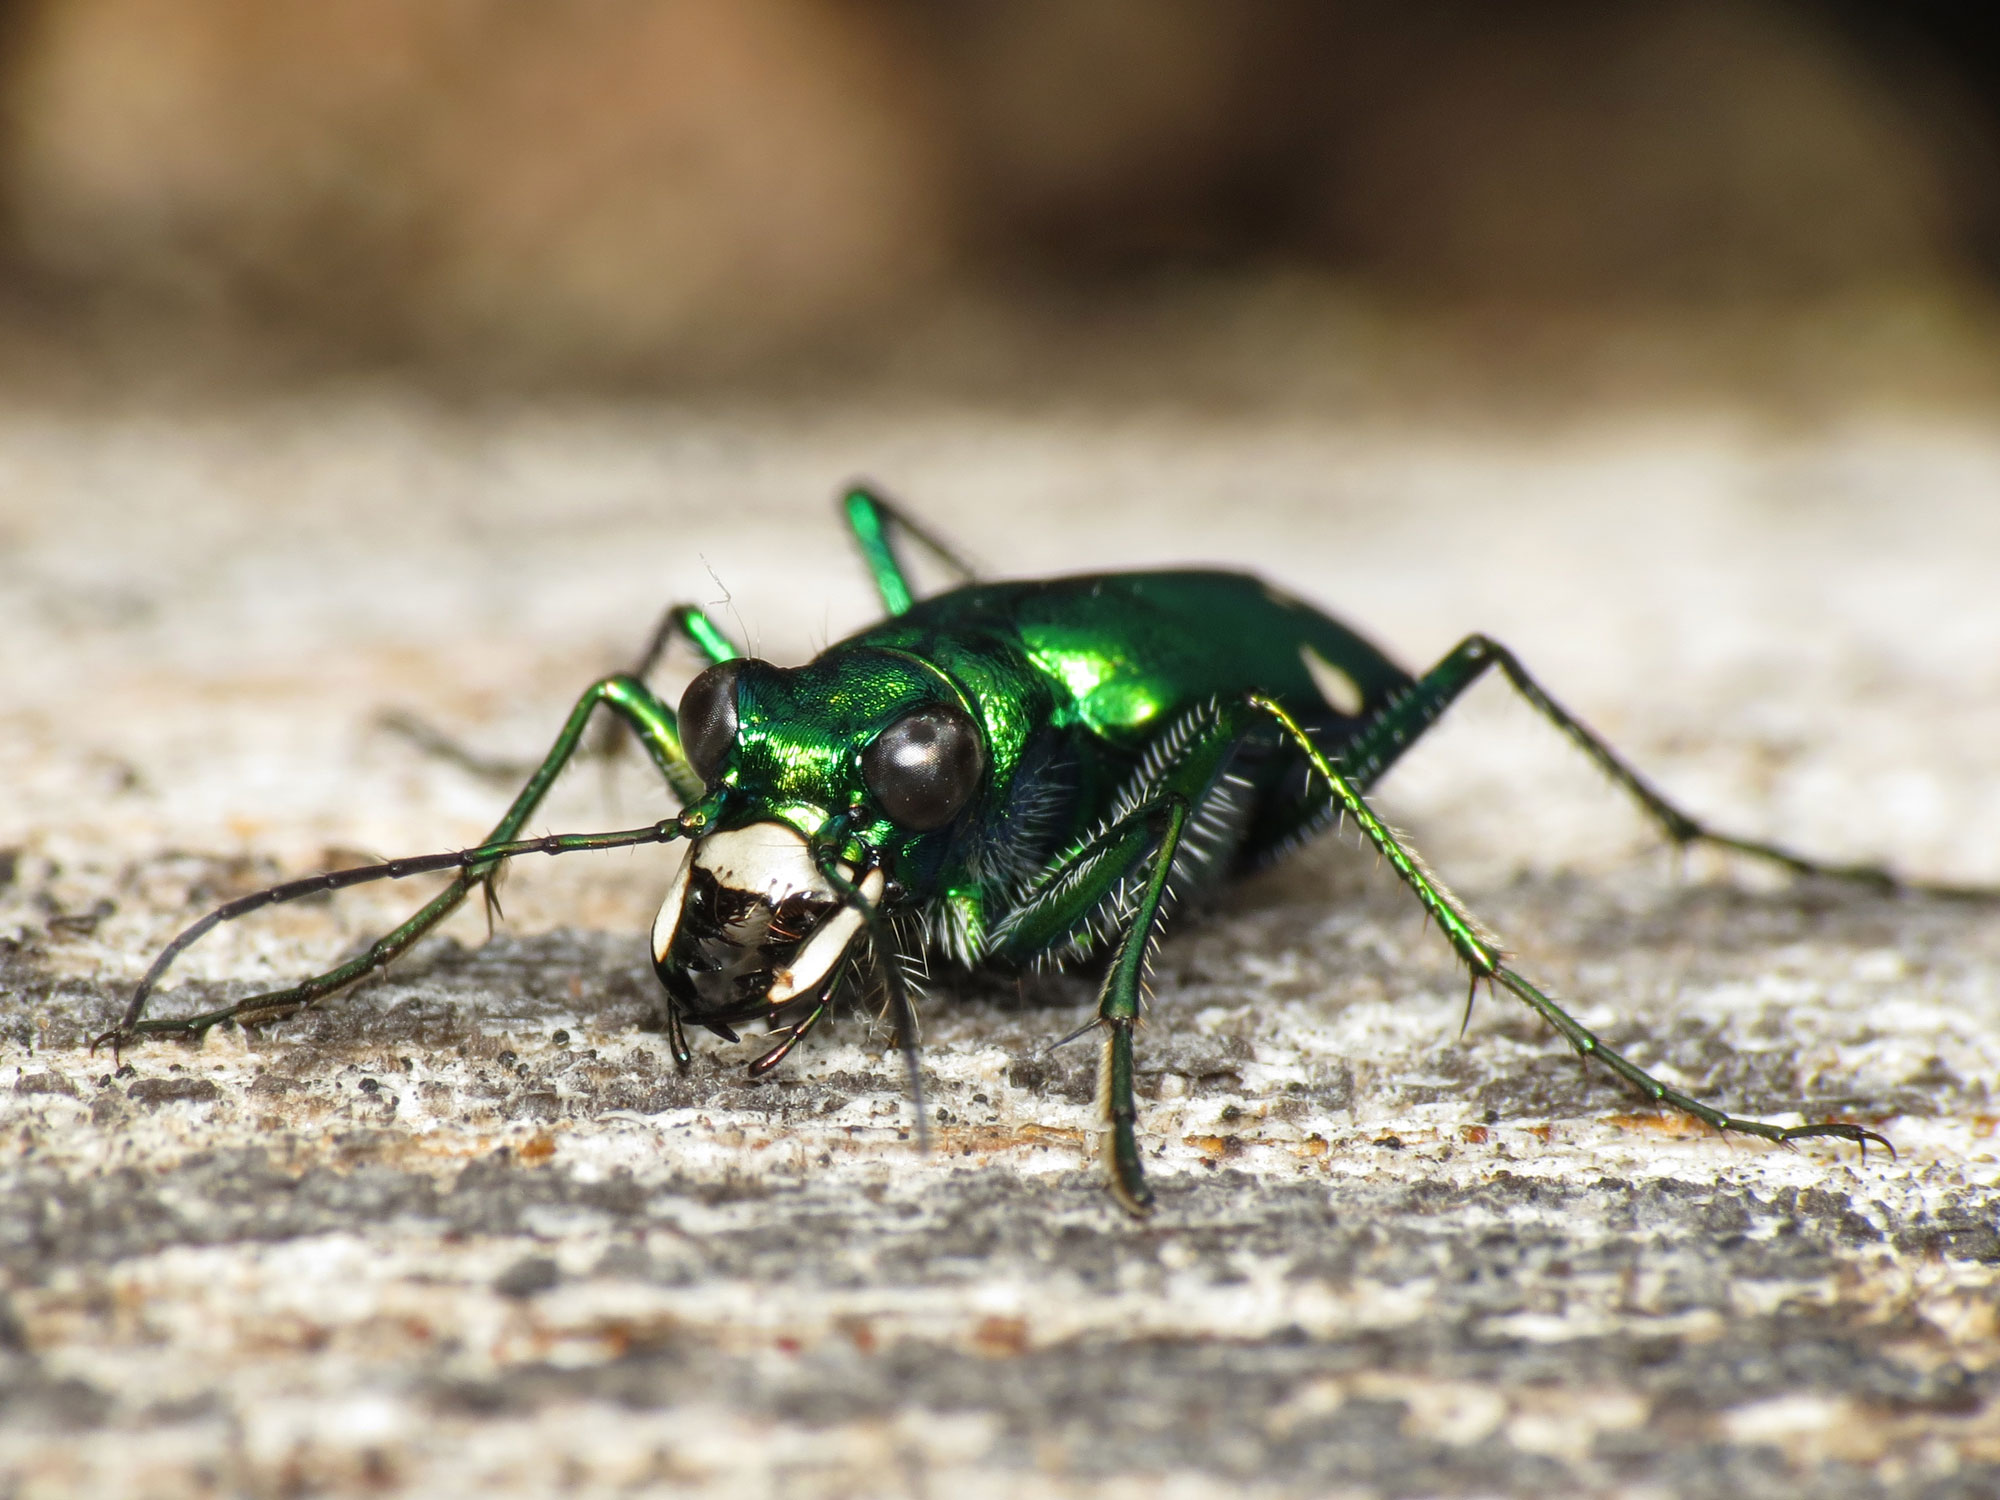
[106,818,686,1047]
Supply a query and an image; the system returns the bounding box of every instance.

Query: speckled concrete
[2,396,1998,1498]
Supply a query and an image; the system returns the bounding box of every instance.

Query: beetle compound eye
[862,705,984,831]
[679,661,745,784]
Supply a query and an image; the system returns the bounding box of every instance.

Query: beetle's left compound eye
[679,660,745,784]
[862,704,984,831]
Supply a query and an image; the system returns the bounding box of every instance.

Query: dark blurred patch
[0,0,1995,382]
[928,0,1978,299]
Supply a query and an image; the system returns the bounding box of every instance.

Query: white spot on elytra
[1301,644,1365,716]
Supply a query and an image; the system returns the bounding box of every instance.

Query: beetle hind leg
[1337,634,1992,900]
[1249,693,1895,1160]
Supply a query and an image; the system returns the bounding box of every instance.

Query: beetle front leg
[390,603,738,784]
[582,601,743,769]
[1096,796,1192,1213]
[625,602,740,678]
[119,673,698,1041]
[994,700,1248,1213]
[994,800,1189,1214]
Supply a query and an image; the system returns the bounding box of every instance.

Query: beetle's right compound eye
[862,703,984,831]
[679,661,745,784]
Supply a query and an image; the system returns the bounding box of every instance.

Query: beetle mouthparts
[651,822,881,1023]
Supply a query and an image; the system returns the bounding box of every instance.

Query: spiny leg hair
[1249,693,1892,1157]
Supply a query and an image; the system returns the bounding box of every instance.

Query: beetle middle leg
[994,699,1249,1213]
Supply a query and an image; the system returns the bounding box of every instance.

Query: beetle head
[648,649,986,1031]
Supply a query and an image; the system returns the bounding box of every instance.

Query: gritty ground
[2,393,1998,1498]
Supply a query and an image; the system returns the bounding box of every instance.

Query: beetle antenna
[114,818,687,1042]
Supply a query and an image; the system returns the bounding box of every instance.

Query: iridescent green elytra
[116,485,1978,1213]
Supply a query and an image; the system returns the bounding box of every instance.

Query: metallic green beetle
[118,485,1962,1213]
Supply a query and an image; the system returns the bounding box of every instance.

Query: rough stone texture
[2,397,1998,1497]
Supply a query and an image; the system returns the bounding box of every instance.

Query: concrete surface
[2,394,1998,1498]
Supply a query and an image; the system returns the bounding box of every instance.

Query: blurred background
[7,14,2000,1496]
[3,0,2000,404]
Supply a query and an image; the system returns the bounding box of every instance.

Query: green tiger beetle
[110,485,1987,1213]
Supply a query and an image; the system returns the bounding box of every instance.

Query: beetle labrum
[112,486,1981,1213]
